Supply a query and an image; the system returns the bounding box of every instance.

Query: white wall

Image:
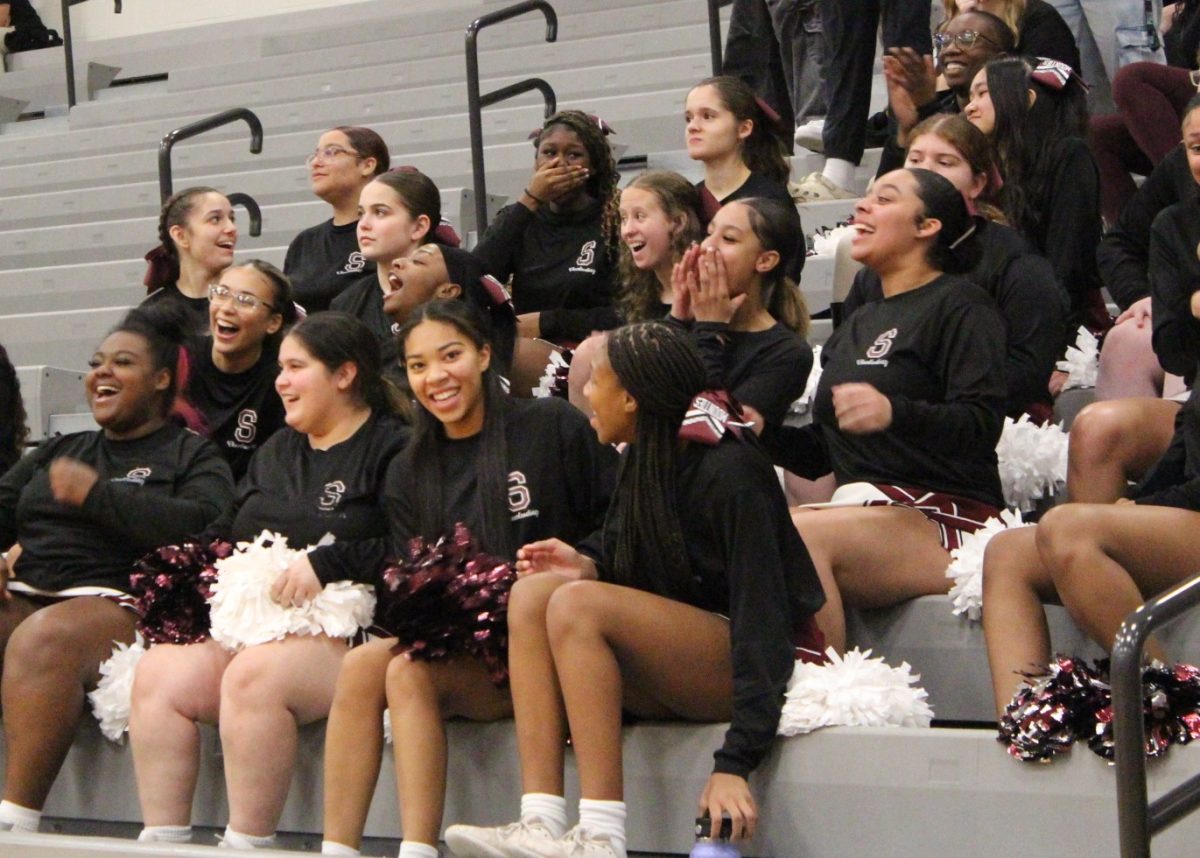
[28,0,378,41]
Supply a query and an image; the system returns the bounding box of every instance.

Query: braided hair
[604,322,708,600]
[0,343,28,474]
[396,300,514,558]
[146,186,223,293]
[534,110,622,271]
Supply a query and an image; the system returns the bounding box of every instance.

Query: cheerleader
[129,313,408,848]
[445,321,825,857]
[0,306,233,833]
[142,187,239,334]
[285,126,390,312]
[320,299,616,858]
[187,260,299,479]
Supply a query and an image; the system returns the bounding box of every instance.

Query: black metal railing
[706,0,733,76]
[158,108,264,236]
[60,0,122,109]
[1112,571,1200,857]
[465,0,557,236]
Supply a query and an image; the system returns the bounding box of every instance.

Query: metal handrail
[158,109,264,237]
[705,0,733,75]
[1112,570,1200,857]
[465,0,557,235]
[60,0,123,109]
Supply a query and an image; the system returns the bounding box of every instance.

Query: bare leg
[545,581,733,800]
[1066,398,1179,503]
[782,471,835,505]
[981,527,1059,716]
[130,639,232,826]
[386,655,512,845]
[1037,503,1200,659]
[220,634,349,837]
[507,573,573,796]
[567,333,606,417]
[1093,319,1164,400]
[1,597,136,808]
[791,506,951,653]
[322,637,396,850]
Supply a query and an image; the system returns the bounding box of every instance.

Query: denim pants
[1048,0,1165,111]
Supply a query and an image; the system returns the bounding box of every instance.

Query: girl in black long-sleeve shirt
[0,306,233,834]
[320,301,617,858]
[445,321,824,856]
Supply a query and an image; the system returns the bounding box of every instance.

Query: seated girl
[445,321,825,858]
[128,313,409,848]
[0,342,28,476]
[0,306,234,833]
[142,187,239,335]
[320,299,617,858]
[755,168,1008,652]
[471,110,622,347]
[187,260,299,480]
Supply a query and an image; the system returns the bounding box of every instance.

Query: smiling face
[87,331,171,437]
[698,201,778,295]
[275,334,357,436]
[937,14,1004,94]
[171,192,237,276]
[209,266,284,365]
[1184,109,1200,188]
[850,170,938,267]
[905,132,987,201]
[356,180,430,264]
[382,244,457,324]
[309,129,374,204]
[620,186,678,275]
[964,67,997,135]
[403,318,491,440]
[583,339,637,446]
[684,84,751,163]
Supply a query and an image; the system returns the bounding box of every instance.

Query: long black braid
[604,322,707,599]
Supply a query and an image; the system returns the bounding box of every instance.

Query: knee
[544,580,606,646]
[1069,401,1127,462]
[982,526,1037,594]
[220,647,280,710]
[508,574,565,631]
[335,643,391,701]
[4,610,78,680]
[130,647,189,714]
[384,654,438,707]
[1110,62,1143,108]
[1034,505,1093,574]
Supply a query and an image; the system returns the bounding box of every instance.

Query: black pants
[5,0,48,31]
[819,0,931,164]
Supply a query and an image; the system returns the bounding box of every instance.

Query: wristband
[524,188,545,205]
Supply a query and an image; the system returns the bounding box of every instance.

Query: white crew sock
[138,824,193,843]
[822,158,856,191]
[322,841,361,856]
[219,826,277,849]
[0,800,41,832]
[521,792,568,838]
[578,798,626,851]
[398,841,440,858]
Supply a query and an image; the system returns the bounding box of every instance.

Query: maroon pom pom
[130,539,232,645]
[376,523,515,685]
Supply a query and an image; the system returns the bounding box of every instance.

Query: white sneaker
[791,171,858,203]
[559,826,627,858]
[794,118,825,152]
[444,818,560,858]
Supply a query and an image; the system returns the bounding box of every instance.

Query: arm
[470,203,535,284]
[308,538,390,586]
[79,440,233,551]
[727,337,813,426]
[0,448,43,550]
[993,254,1064,413]
[757,422,833,480]
[1149,210,1200,380]
[1037,141,1102,335]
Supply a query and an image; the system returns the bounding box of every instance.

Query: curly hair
[534,110,622,271]
[617,171,703,323]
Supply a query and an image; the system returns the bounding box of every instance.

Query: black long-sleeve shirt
[387,397,616,555]
[284,218,370,313]
[141,285,211,337]
[576,437,825,779]
[330,273,401,369]
[226,412,409,585]
[842,220,1063,417]
[1097,146,1193,312]
[664,317,812,426]
[0,425,234,594]
[1149,196,1200,384]
[471,199,616,344]
[762,274,1007,507]
[186,339,285,481]
[1017,0,1082,72]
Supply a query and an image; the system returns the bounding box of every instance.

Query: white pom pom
[208,530,376,651]
[996,414,1069,512]
[945,508,1026,621]
[88,635,147,743]
[777,647,934,736]
[383,709,392,745]
[532,351,570,399]
[810,224,858,257]
[1055,326,1099,391]
[790,346,823,416]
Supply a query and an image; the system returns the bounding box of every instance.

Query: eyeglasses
[305,145,360,166]
[208,283,276,312]
[933,30,999,50]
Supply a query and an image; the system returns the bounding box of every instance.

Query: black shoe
[4,27,64,53]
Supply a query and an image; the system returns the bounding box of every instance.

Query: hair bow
[1030,57,1089,92]
[677,390,752,446]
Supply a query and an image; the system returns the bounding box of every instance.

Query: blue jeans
[1048,0,1165,110]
